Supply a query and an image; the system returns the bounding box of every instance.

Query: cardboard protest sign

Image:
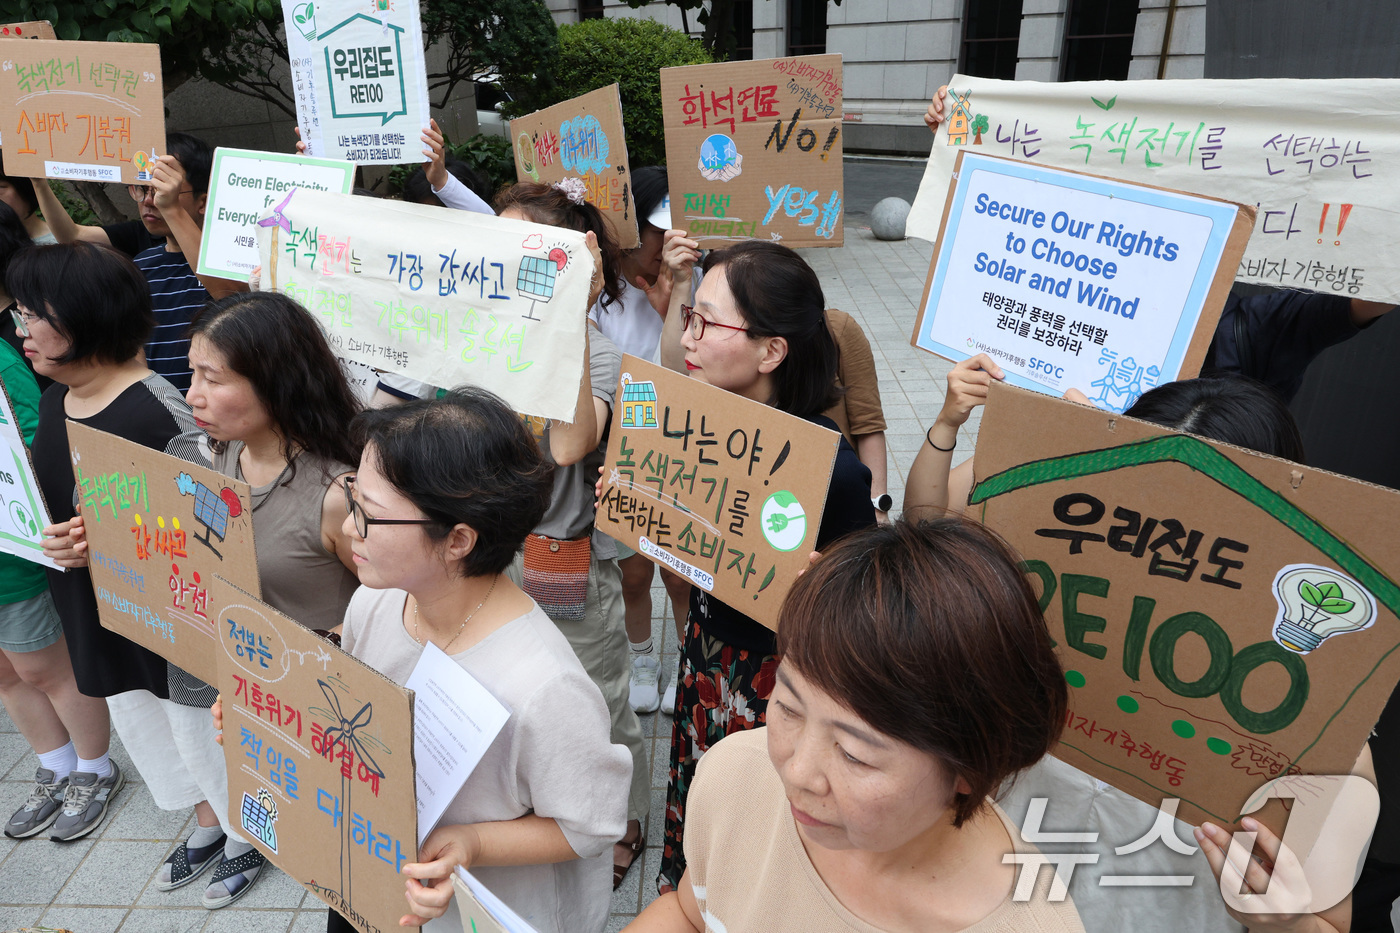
[282,0,430,164]
[0,373,57,570]
[68,423,258,685]
[912,75,1400,303]
[510,84,639,249]
[0,38,164,184]
[257,188,591,422]
[971,381,1400,832]
[912,151,1253,412]
[198,147,356,281]
[660,54,844,248]
[0,22,56,39]
[597,356,839,629]
[212,576,416,933]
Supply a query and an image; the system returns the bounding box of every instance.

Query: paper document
[406,643,510,844]
[452,868,540,933]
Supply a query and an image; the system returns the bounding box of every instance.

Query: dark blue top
[1206,289,1358,402]
[134,246,209,394]
[690,414,876,655]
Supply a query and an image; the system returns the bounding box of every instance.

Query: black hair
[402,160,494,207]
[0,152,38,216]
[631,165,668,231]
[1125,374,1306,463]
[351,386,555,577]
[6,242,153,364]
[701,240,841,419]
[0,203,31,282]
[165,132,213,195]
[190,292,364,476]
[779,518,1067,828]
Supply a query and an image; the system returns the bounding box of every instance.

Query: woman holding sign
[17,242,264,906]
[331,388,630,933]
[187,291,363,630]
[623,519,1083,933]
[653,239,877,892]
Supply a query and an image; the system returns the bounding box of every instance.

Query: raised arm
[904,354,1003,519]
[30,178,112,245]
[151,156,247,299]
[658,231,701,373]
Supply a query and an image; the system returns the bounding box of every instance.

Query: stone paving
[0,158,958,932]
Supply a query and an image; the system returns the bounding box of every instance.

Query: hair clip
[552,177,588,205]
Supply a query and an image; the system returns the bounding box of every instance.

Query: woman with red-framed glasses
[649,238,879,894]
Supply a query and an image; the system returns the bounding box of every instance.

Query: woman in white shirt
[328,388,631,932]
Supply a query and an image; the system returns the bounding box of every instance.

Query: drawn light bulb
[1271,564,1377,654]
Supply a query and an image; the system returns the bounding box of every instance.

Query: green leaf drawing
[1320,597,1356,613]
[1319,581,1344,599]
[295,3,313,24]
[1092,95,1117,111]
[1299,580,1324,606]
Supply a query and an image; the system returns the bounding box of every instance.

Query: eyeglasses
[343,475,436,538]
[126,185,194,202]
[681,305,749,341]
[8,307,39,337]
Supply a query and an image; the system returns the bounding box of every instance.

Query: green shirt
[0,341,49,605]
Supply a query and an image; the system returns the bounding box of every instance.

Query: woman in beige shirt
[625,518,1085,933]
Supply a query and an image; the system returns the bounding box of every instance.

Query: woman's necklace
[238,446,294,513]
[413,575,499,652]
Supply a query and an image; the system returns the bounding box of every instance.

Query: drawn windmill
[177,472,244,559]
[258,190,296,235]
[312,679,387,906]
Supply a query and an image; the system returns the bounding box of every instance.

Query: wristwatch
[871,494,893,512]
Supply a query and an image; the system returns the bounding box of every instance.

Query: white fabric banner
[257,190,590,422]
[910,76,1400,303]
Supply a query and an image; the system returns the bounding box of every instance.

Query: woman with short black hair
[321,387,631,933]
[18,243,250,905]
[654,237,877,892]
[626,518,1083,933]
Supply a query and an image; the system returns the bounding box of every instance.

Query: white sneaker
[629,655,661,713]
[661,680,677,716]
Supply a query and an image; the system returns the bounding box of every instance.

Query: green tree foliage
[502,18,712,168]
[194,0,558,119]
[386,132,515,198]
[7,0,263,92]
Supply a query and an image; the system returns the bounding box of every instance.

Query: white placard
[912,153,1244,412]
[282,0,431,164]
[404,642,510,845]
[0,371,59,570]
[198,148,355,281]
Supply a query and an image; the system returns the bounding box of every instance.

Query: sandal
[155,831,227,891]
[612,824,645,890]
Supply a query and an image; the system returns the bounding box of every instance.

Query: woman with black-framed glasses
[313,387,630,933]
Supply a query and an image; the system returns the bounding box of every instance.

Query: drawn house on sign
[946,91,974,146]
[619,374,658,428]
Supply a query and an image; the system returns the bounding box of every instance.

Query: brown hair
[776,518,1067,827]
[493,181,623,308]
